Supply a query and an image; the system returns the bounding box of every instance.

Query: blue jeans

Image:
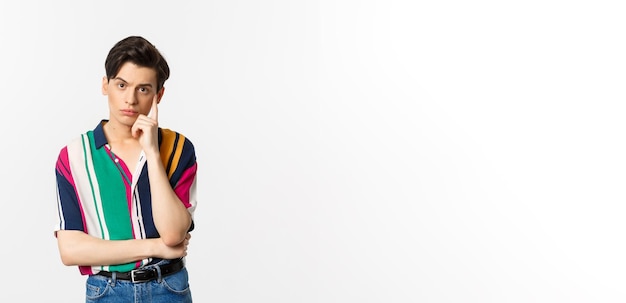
[85,260,192,303]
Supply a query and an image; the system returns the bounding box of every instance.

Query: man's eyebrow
[113,77,153,87]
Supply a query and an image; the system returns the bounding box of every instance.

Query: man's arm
[132,94,192,247]
[56,230,190,266]
[145,153,193,246]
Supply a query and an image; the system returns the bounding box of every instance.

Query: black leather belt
[96,258,184,283]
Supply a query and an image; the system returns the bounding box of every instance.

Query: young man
[54,36,198,302]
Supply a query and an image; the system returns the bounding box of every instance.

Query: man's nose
[125,90,138,105]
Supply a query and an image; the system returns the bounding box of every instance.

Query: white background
[1,1,625,302]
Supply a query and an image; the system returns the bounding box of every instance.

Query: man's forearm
[146,151,192,246]
[56,230,159,267]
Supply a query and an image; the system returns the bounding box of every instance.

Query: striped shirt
[55,120,198,275]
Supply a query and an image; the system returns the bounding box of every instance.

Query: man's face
[102,62,161,127]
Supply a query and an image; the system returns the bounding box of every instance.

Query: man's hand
[131,94,159,153]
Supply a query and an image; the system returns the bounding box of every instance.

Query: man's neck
[103,120,137,144]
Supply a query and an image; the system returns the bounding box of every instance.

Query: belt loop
[155,264,163,283]
[111,271,117,287]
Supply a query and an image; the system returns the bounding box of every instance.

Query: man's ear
[101,76,109,95]
[157,87,165,104]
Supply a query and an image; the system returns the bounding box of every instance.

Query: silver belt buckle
[130,269,140,283]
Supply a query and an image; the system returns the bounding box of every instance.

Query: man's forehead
[114,62,157,85]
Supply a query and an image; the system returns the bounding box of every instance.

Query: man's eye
[117,83,125,89]
[139,87,149,93]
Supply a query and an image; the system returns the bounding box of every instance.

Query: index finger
[148,94,158,121]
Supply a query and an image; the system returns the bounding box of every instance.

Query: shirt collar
[93,120,109,149]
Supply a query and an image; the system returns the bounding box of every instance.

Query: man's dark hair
[104,36,170,91]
